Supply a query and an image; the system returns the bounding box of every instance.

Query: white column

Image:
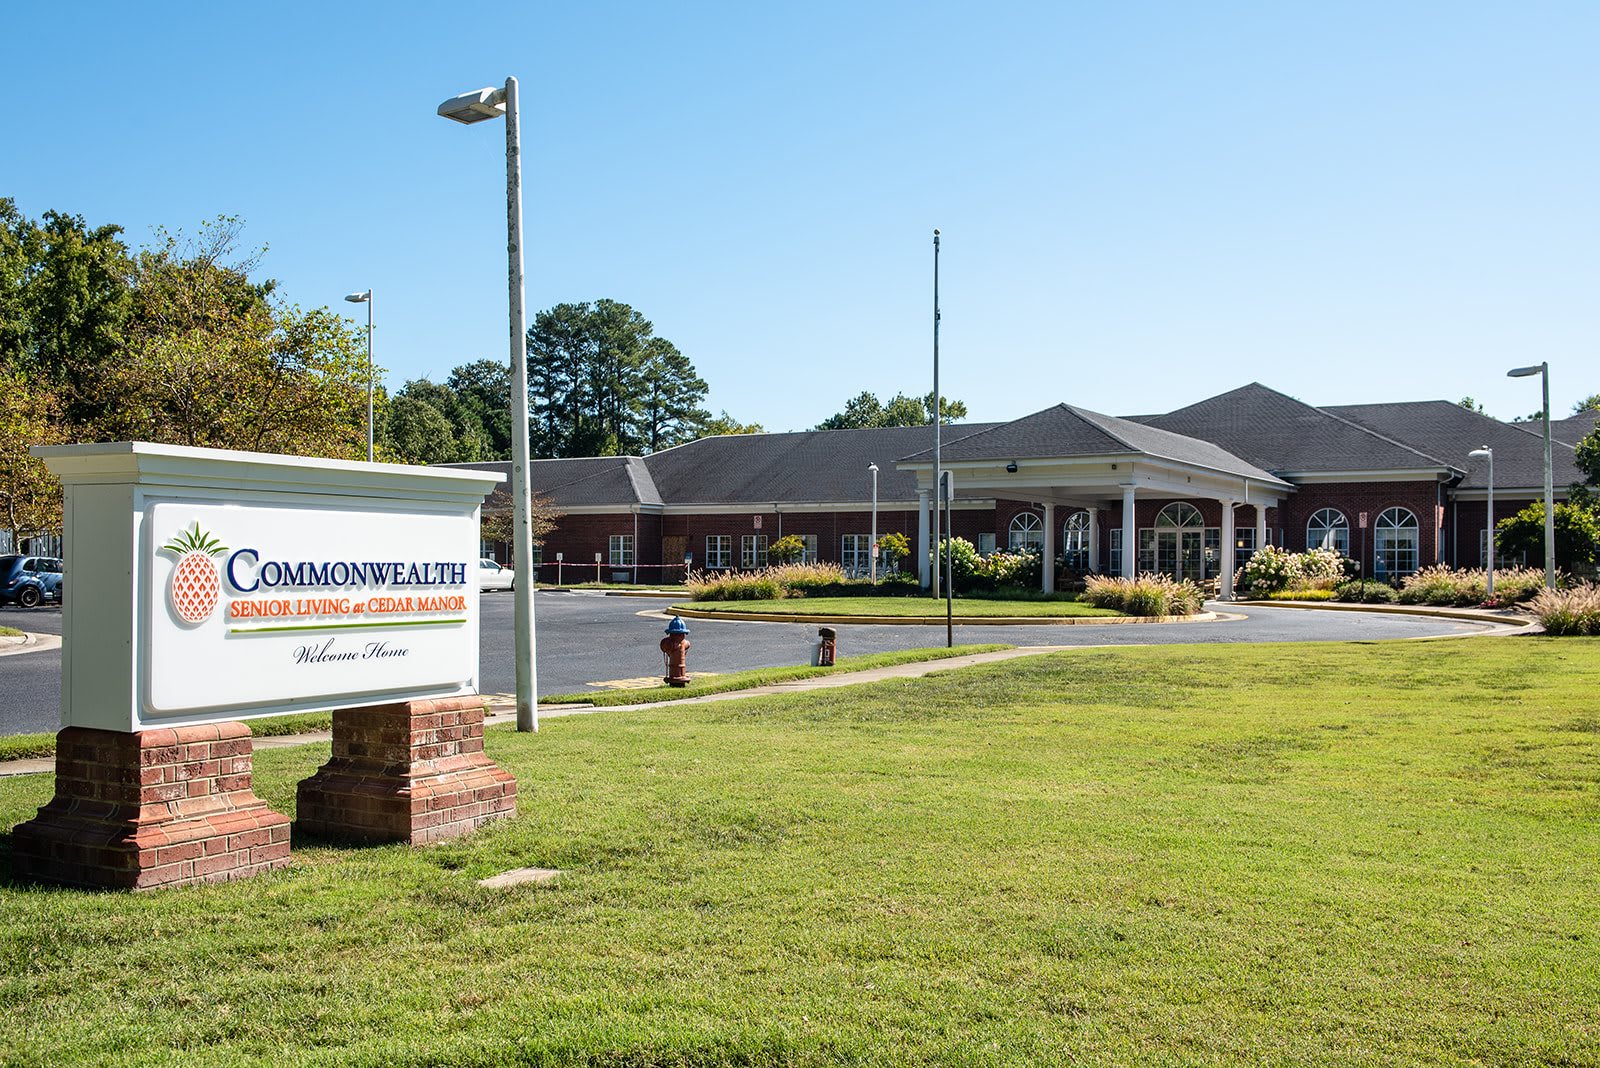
[1220,500,1236,601]
[1120,485,1137,578]
[1254,501,1268,551]
[1041,502,1056,593]
[917,489,931,589]
[1087,507,1100,572]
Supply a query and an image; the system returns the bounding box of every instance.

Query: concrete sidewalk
[0,646,1070,778]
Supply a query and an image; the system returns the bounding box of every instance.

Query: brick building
[454,382,1585,594]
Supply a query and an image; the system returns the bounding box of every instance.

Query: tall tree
[0,371,65,548]
[815,390,969,430]
[525,298,715,456]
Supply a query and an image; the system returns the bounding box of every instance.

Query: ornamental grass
[1396,565,1547,607]
[1528,582,1600,635]
[1082,573,1204,616]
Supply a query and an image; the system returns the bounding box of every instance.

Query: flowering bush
[1298,547,1348,581]
[1238,545,1300,596]
[1528,582,1600,635]
[1083,574,1204,616]
[973,549,1040,591]
[930,537,981,589]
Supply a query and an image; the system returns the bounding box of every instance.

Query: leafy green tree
[767,534,807,565]
[1574,395,1600,414]
[447,359,512,458]
[0,371,64,548]
[1495,501,1600,571]
[815,390,968,430]
[1457,396,1486,414]
[697,410,764,436]
[382,395,459,465]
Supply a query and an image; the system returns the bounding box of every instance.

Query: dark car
[0,555,64,608]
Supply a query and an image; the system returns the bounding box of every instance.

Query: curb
[667,606,1217,626]
[1231,600,1535,627]
[0,632,47,657]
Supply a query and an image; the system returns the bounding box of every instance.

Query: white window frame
[1109,528,1122,574]
[798,534,818,564]
[977,532,997,556]
[841,533,873,576]
[609,534,634,567]
[740,534,768,569]
[1479,529,1525,569]
[1008,511,1044,552]
[705,535,732,569]
[1374,507,1419,579]
[1306,508,1350,555]
[1062,511,1091,570]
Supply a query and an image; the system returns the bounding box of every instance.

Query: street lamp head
[1468,447,1492,460]
[868,463,878,474]
[344,291,371,304]
[437,86,507,124]
[1507,365,1544,378]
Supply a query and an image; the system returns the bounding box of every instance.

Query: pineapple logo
[161,523,227,625]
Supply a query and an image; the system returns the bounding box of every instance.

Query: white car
[478,558,515,591]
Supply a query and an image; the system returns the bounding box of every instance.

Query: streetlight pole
[1470,446,1494,600]
[1508,362,1556,588]
[868,463,879,584]
[439,78,538,732]
[931,228,941,599]
[343,290,373,461]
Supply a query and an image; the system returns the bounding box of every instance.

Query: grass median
[542,643,1013,706]
[673,595,1124,618]
[2,637,1598,1064]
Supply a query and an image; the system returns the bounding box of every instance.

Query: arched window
[1008,511,1043,551]
[1062,510,1090,570]
[1306,509,1349,555]
[1155,502,1204,529]
[1374,507,1419,578]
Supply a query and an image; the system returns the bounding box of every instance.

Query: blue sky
[6,2,1597,431]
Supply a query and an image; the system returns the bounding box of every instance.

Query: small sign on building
[1359,511,1369,528]
[753,515,762,530]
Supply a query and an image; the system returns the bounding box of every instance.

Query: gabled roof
[444,456,662,508]
[1326,400,1579,490]
[1134,382,1454,476]
[1545,410,1599,447]
[900,403,1287,485]
[641,422,1000,505]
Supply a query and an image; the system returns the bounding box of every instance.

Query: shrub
[1334,580,1398,604]
[930,537,981,589]
[766,535,807,566]
[1082,574,1204,616]
[765,561,848,596]
[1298,548,1347,581]
[1528,582,1600,635]
[685,572,784,601]
[1267,589,1336,601]
[1398,565,1485,606]
[1496,501,1600,571]
[1238,545,1299,597]
[875,532,911,573]
[972,549,1040,592]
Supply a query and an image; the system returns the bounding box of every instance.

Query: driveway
[0,593,1493,737]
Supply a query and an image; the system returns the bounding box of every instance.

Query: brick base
[11,723,291,890]
[295,695,516,845]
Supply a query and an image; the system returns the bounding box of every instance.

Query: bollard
[660,615,692,686]
[817,626,837,667]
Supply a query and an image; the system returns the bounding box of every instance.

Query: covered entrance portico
[898,404,1291,599]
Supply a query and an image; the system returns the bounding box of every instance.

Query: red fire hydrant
[817,626,837,667]
[661,616,692,687]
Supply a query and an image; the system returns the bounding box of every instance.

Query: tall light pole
[439,79,538,732]
[1508,362,1555,588]
[868,463,879,584]
[931,228,941,598]
[1469,446,1494,600]
[343,290,373,461]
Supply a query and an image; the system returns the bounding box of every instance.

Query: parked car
[0,555,64,608]
[478,558,515,592]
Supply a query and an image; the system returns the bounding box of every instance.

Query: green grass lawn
[674,595,1124,618]
[0,625,22,637]
[2,638,1598,1065]
[543,643,1012,706]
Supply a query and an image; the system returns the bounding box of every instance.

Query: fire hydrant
[661,616,692,687]
[817,626,837,667]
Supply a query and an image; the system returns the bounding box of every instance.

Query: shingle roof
[1325,400,1580,490]
[443,456,662,508]
[641,422,1001,505]
[1546,410,1599,447]
[900,403,1287,485]
[1135,382,1453,476]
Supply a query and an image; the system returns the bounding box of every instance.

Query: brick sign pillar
[296,696,516,844]
[12,723,289,890]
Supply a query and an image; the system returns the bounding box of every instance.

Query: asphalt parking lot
[0,592,1493,737]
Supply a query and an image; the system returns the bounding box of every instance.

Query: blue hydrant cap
[665,615,690,635]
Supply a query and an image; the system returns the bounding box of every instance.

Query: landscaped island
[673,596,1123,618]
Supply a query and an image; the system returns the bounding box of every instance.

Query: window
[1062,511,1090,571]
[977,533,996,556]
[1008,512,1043,551]
[705,535,732,569]
[740,534,768,568]
[841,534,873,576]
[1374,508,1419,579]
[1234,527,1257,567]
[609,535,634,567]
[798,534,818,564]
[1479,529,1525,569]
[1109,529,1123,574]
[1139,503,1214,581]
[530,545,543,566]
[1306,509,1349,555]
